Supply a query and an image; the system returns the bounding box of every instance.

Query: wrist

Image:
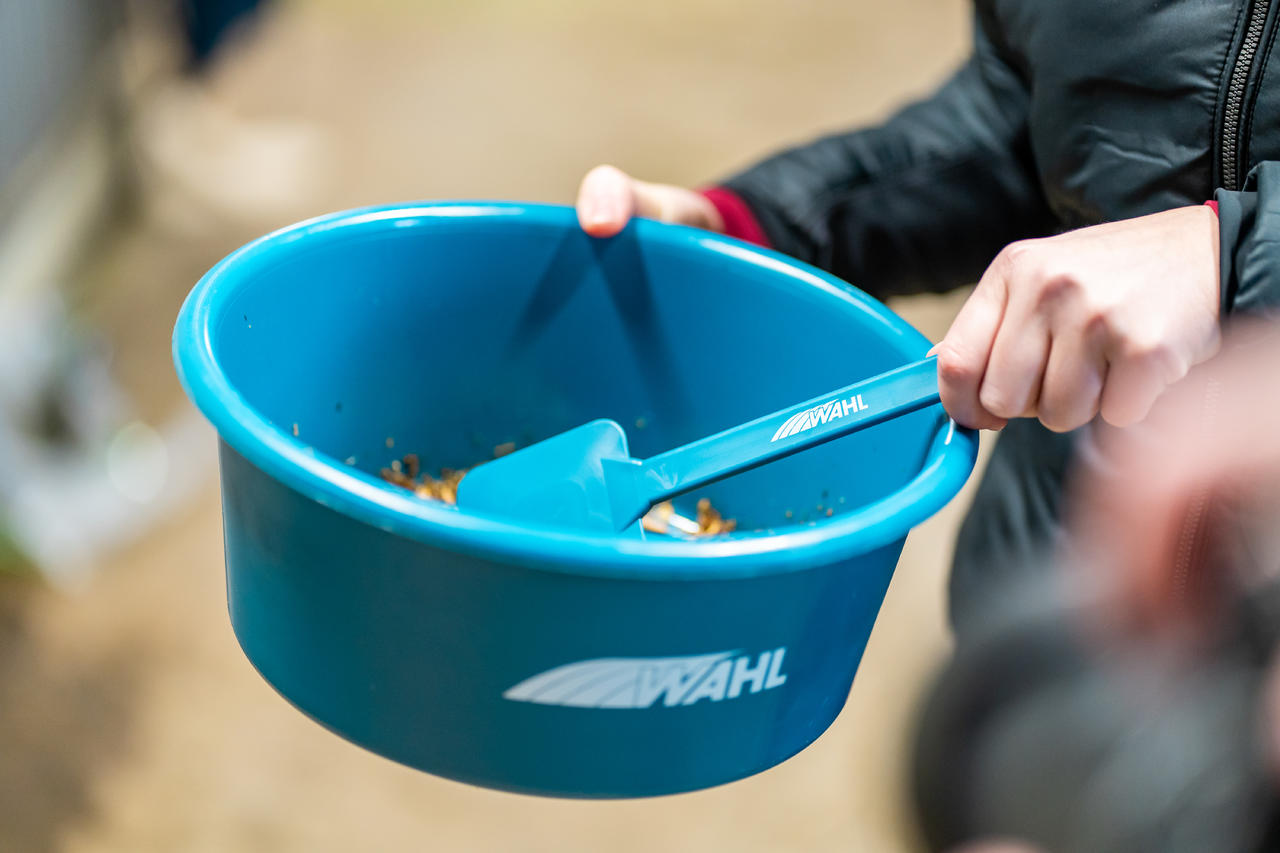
[1202,202,1220,262]
[691,191,726,233]
[1202,203,1222,318]
[697,187,770,247]
[1181,203,1222,321]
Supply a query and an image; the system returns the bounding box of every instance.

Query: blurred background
[0,0,981,849]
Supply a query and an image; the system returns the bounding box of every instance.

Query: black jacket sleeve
[1215,161,1280,318]
[718,15,1055,299]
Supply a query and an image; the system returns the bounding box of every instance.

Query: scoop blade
[457,419,640,534]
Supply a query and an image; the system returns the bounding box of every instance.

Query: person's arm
[1215,161,1280,318]
[715,13,1054,298]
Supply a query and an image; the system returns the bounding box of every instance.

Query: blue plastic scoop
[457,357,940,534]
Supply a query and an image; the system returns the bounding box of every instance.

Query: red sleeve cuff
[699,187,771,248]
[1205,199,1219,216]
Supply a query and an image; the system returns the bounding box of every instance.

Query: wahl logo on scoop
[771,394,868,442]
[504,648,788,709]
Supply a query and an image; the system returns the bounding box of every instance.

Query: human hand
[575,165,724,237]
[933,206,1222,431]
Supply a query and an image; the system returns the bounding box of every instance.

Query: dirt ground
[2,1,988,850]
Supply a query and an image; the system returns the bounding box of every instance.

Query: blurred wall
[0,0,117,205]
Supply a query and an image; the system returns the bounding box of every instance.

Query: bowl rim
[173,201,978,580]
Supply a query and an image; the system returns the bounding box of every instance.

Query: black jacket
[720,1,1280,629]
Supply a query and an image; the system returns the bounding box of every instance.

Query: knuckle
[1035,270,1081,306]
[978,385,1018,419]
[1119,337,1186,383]
[936,346,982,387]
[1117,333,1157,361]
[1000,239,1038,266]
[1000,239,1054,279]
[1039,403,1090,433]
[989,243,1020,278]
[1099,396,1145,429]
[1082,309,1112,341]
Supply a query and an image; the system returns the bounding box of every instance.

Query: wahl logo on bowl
[771,395,868,442]
[504,648,788,709]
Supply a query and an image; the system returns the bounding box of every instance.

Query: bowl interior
[202,204,946,538]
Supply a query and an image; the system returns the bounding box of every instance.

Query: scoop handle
[627,357,941,513]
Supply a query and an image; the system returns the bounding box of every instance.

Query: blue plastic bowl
[173,201,976,798]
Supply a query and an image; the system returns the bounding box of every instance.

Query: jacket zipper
[1222,0,1273,190]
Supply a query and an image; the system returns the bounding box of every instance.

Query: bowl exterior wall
[221,443,902,797]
